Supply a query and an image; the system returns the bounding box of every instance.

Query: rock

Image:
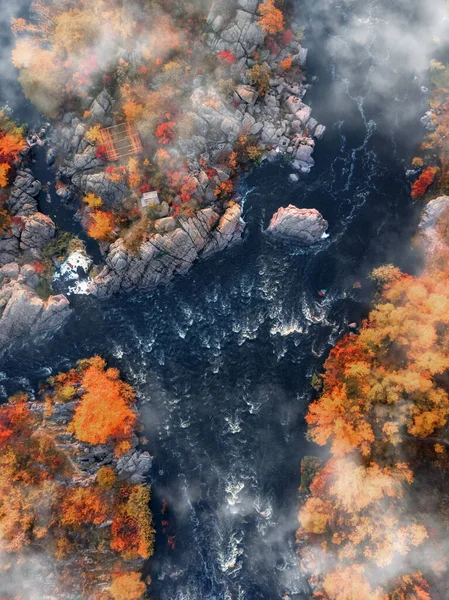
[421,111,436,132]
[250,122,263,135]
[285,95,302,114]
[71,171,127,205]
[237,0,259,12]
[314,124,326,139]
[20,213,56,250]
[216,168,230,182]
[242,113,256,130]
[406,169,420,179]
[419,196,449,259]
[108,240,130,273]
[295,105,312,126]
[202,204,245,257]
[0,283,71,349]
[89,90,113,125]
[20,264,40,289]
[236,84,258,104]
[212,16,224,31]
[289,174,299,183]
[46,147,56,166]
[155,217,176,233]
[0,262,20,279]
[266,205,328,245]
[92,205,245,297]
[116,450,153,484]
[0,233,20,266]
[8,170,42,216]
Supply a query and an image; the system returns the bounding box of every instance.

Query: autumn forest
[1,0,449,599]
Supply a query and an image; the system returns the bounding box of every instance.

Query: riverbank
[296,35,449,600]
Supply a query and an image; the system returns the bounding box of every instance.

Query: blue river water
[0,0,439,598]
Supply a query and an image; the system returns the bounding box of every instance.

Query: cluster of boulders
[205,0,325,172]
[0,170,71,349]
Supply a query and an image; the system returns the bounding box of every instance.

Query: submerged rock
[266,205,328,245]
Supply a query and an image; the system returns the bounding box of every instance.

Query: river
[0,0,438,598]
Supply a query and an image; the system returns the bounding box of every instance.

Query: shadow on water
[0,0,438,598]
[32,146,103,263]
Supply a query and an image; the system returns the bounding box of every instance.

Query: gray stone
[237,0,259,12]
[0,284,71,349]
[236,84,258,104]
[419,196,449,258]
[8,170,42,216]
[20,213,56,250]
[212,15,224,31]
[266,205,328,245]
[155,217,176,233]
[314,124,326,139]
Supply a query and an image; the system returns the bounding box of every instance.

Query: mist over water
[0,0,442,598]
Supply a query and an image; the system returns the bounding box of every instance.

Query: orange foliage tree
[258,0,284,35]
[411,166,439,199]
[87,210,115,241]
[110,572,146,600]
[69,357,137,447]
[111,484,155,560]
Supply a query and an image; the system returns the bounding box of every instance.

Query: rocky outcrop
[419,195,449,259]
[91,204,245,297]
[7,169,41,216]
[0,265,72,348]
[0,170,72,349]
[266,205,328,245]
[20,212,56,250]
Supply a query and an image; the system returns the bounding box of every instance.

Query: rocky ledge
[91,204,244,297]
[266,205,328,245]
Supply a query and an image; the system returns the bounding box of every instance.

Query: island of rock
[266,204,328,245]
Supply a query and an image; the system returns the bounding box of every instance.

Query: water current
[0,0,441,598]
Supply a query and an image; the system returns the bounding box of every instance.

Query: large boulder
[0,280,71,349]
[7,170,42,216]
[20,213,56,250]
[89,90,113,125]
[266,205,328,245]
[419,196,449,259]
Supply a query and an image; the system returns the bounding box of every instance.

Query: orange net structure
[100,123,143,161]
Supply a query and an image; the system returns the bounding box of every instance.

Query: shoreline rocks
[91,204,245,297]
[266,205,328,245]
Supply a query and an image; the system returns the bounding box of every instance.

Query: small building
[141,191,160,210]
